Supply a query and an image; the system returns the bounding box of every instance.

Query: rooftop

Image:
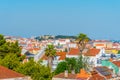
[89,71,105,80]
[0,66,25,79]
[84,48,100,56]
[53,72,76,79]
[68,48,79,55]
[112,61,120,67]
[76,69,90,79]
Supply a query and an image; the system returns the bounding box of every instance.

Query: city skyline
[0,0,120,39]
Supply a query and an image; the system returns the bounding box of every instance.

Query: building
[102,59,120,76]
[93,40,112,49]
[66,48,79,58]
[41,51,66,71]
[83,48,103,67]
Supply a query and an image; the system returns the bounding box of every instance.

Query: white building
[83,48,104,67]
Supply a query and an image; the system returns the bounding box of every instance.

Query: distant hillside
[55,35,76,39]
[35,35,76,41]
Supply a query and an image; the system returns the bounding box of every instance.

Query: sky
[0,0,120,39]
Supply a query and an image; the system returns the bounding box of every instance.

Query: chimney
[64,70,68,78]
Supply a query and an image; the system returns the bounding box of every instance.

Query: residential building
[83,48,103,67]
[66,48,79,58]
[93,40,112,49]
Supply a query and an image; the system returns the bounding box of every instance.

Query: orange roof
[53,72,76,79]
[56,52,66,60]
[68,48,80,55]
[112,61,120,67]
[89,71,105,80]
[33,48,40,51]
[95,44,105,46]
[76,69,90,79]
[84,48,100,56]
[0,66,25,79]
[41,52,66,60]
[94,66,112,79]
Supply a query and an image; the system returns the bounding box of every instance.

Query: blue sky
[0,0,120,39]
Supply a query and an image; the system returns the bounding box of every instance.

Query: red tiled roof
[68,48,80,55]
[41,52,66,60]
[84,48,100,56]
[95,44,105,46]
[112,61,120,67]
[89,71,105,80]
[76,69,90,79]
[94,66,112,79]
[56,52,66,60]
[53,73,76,79]
[0,66,25,79]
[33,48,40,51]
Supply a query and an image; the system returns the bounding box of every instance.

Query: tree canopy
[0,54,20,69]
[45,44,56,69]
[55,56,90,75]
[76,33,90,54]
[0,34,21,58]
[15,59,52,80]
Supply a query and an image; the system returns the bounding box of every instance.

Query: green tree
[76,33,90,54]
[54,61,67,75]
[118,50,120,54]
[0,34,6,46]
[55,56,90,74]
[45,45,56,69]
[65,57,77,72]
[15,59,52,80]
[75,33,90,73]
[55,58,77,75]
[75,55,84,73]
[75,55,90,73]
[0,54,20,69]
[0,35,21,58]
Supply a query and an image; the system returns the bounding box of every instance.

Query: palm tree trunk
[48,56,53,69]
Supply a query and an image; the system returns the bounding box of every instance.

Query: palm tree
[45,45,56,69]
[76,33,90,54]
[75,33,91,72]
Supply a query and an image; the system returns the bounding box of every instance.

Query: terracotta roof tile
[76,69,90,79]
[68,48,80,55]
[112,61,120,67]
[89,71,105,80]
[41,52,66,60]
[94,66,112,79]
[56,52,66,60]
[84,48,100,56]
[95,44,105,46]
[0,66,25,79]
[53,73,76,79]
